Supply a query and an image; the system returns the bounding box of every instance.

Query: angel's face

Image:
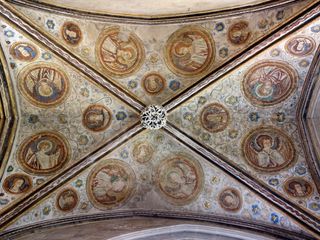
[262,139,272,150]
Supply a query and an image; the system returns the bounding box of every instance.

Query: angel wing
[25,147,40,169]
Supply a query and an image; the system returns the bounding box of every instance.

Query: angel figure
[250,134,285,168]
[26,139,61,170]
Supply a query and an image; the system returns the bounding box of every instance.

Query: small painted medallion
[165,26,215,77]
[155,156,204,205]
[218,188,242,212]
[142,72,165,95]
[9,42,38,61]
[200,103,229,133]
[243,61,297,106]
[285,36,315,56]
[56,188,79,212]
[87,159,136,210]
[96,26,145,77]
[132,142,154,164]
[228,21,251,45]
[18,132,69,175]
[3,173,32,194]
[82,104,112,132]
[61,22,82,45]
[18,64,69,107]
[242,126,295,172]
[284,177,313,198]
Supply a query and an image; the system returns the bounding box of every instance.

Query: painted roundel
[61,22,82,45]
[228,21,251,45]
[18,132,70,175]
[82,104,112,132]
[3,173,32,194]
[18,64,69,108]
[132,142,154,164]
[283,177,313,198]
[285,36,316,56]
[96,26,145,77]
[56,188,79,212]
[142,72,166,95]
[9,42,38,61]
[87,159,136,210]
[242,126,295,172]
[155,156,204,205]
[218,188,242,212]
[200,103,229,133]
[242,61,297,106]
[165,26,215,77]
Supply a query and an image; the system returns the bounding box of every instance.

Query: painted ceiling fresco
[9,0,314,106]
[0,0,320,239]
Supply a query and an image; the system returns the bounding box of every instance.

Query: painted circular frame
[227,21,251,45]
[132,141,154,164]
[283,177,313,198]
[200,103,230,133]
[18,131,70,175]
[56,188,79,212]
[242,61,297,107]
[141,72,166,95]
[241,126,295,172]
[86,159,136,210]
[82,104,112,132]
[9,42,38,62]
[285,36,316,57]
[18,63,70,108]
[96,26,145,78]
[2,173,33,195]
[154,155,204,206]
[164,25,215,77]
[61,22,83,46]
[218,187,242,212]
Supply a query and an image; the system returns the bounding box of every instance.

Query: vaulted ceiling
[0,0,320,239]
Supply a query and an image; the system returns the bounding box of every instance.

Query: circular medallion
[9,42,38,61]
[142,72,166,95]
[87,159,136,210]
[18,132,70,175]
[218,188,242,212]
[200,103,229,133]
[56,188,79,212]
[228,21,251,45]
[3,173,32,194]
[242,61,297,107]
[96,26,145,77]
[155,156,204,205]
[132,142,154,164]
[242,126,295,172]
[141,105,167,130]
[61,22,82,46]
[18,64,70,108]
[164,26,215,77]
[284,177,313,198]
[285,36,316,56]
[82,104,112,132]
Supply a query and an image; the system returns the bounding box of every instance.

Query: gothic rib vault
[0,0,320,239]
